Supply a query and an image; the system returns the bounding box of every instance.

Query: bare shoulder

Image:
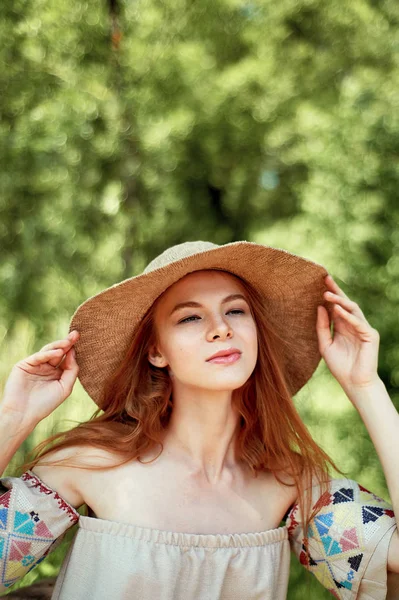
[269,470,299,510]
[269,466,329,508]
[31,445,122,510]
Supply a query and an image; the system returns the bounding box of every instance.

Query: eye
[177,309,245,324]
[178,315,200,324]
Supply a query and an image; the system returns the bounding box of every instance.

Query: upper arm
[388,529,399,573]
[31,446,88,510]
[0,454,83,592]
[287,477,398,597]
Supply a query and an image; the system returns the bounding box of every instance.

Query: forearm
[345,377,399,518]
[0,410,33,477]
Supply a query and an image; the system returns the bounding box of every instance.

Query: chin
[207,374,251,391]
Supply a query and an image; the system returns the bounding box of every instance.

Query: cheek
[166,345,202,380]
[242,319,258,342]
[244,322,259,361]
[173,335,200,360]
[161,329,199,364]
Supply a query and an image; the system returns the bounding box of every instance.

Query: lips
[206,348,242,361]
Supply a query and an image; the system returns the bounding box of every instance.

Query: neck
[162,387,242,485]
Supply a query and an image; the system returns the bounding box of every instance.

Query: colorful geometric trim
[21,471,78,524]
[0,472,79,591]
[286,478,396,599]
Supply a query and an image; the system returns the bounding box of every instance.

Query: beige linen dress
[0,470,398,599]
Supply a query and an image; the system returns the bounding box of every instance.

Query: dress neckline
[79,508,289,548]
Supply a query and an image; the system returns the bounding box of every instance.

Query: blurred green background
[1,0,399,596]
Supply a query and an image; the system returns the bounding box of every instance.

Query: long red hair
[19,270,343,542]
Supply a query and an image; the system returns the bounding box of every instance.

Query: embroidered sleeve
[286,478,397,599]
[0,470,80,592]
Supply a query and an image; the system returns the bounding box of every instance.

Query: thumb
[59,347,79,397]
[316,305,333,356]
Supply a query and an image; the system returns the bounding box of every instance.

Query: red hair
[19,270,343,542]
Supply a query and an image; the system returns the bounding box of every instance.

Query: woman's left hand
[316,274,381,394]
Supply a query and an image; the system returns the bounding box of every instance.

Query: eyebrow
[169,294,249,317]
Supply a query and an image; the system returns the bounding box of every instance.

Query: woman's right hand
[0,330,80,432]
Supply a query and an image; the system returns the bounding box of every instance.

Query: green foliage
[1,0,398,596]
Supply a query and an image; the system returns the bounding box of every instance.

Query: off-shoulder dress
[0,471,398,599]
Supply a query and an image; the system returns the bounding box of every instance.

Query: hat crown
[143,241,220,274]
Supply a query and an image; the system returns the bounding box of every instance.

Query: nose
[206,314,233,341]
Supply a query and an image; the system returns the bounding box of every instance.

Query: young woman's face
[149,270,258,392]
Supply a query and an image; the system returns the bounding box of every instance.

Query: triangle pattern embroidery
[340,528,359,552]
[334,578,353,590]
[312,561,333,588]
[315,512,333,537]
[13,512,35,536]
[34,520,53,538]
[333,488,354,504]
[0,507,8,529]
[322,535,342,556]
[4,537,51,582]
[348,554,363,572]
[362,506,384,524]
[314,491,332,510]
[9,539,32,561]
[0,492,10,509]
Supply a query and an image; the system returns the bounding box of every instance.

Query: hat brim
[69,241,333,407]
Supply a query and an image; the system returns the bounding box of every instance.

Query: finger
[25,348,65,367]
[40,332,80,367]
[324,291,366,319]
[59,348,79,396]
[40,344,72,367]
[325,275,351,300]
[53,353,67,369]
[332,304,372,335]
[41,331,80,353]
[316,305,333,354]
[41,339,73,353]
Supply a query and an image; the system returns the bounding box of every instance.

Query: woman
[0,239,398,599]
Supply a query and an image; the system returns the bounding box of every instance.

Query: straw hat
[69,240,333,408]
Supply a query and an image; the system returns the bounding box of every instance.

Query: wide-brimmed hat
[69,240,333,408]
